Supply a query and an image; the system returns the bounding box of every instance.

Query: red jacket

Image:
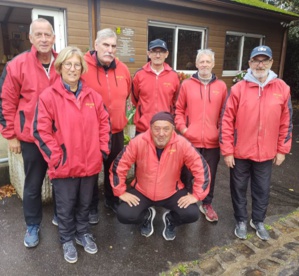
[220,76,292,161]
[175,74,227,148]
[0,46,58,142]
[132,62,180,132]
[33,77,110,179]
[110,130,210,201]
[81,51,131,134]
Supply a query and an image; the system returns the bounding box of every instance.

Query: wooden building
[0,0,298,87]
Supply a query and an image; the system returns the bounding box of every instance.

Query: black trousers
[230,158,272,223]
[117,188,200,227]
[21,141,48,225]
[52,174,96,244]
[181,147,220,204]
[90,131,124,211]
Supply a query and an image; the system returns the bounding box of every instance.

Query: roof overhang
[146,0,298,23]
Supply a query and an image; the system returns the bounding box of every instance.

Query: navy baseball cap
[148,39,168,51]
[250,45,272,59]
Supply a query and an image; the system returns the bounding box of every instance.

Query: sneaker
[63,240,78,264]
[75,233,98,254]
[199,204,219,222]
[89,210,99,225]
[162,211,176,241]
[234,221,247,240]
[24,225,40,248]
[140,207,156,237]
[104,199,119,213]
[250,219,270,241]
[52,215,58,226]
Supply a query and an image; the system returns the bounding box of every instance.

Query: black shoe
[140,207,156,237]
[162,211,176,241]
[63,240,78,263]
[104,199,119,213]
[89,210,99,225]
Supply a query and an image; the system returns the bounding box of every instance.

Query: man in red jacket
[110,112,210,241]
[220,45,292,241]
[81,28,131,223]
[175,49,227,223]
[132,39,180,134]
[0,18,58,248]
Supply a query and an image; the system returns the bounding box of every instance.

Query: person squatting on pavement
[0,18,59,248]
[131,39,180,135]
[110,112,210,241]
[175,49,227,222]
[81,28,131,222]
[33,46,110,263]
[220,45,293,241]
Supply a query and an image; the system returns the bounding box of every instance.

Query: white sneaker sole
[141,207,156,238]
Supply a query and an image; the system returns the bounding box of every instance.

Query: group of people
[0,18,292,264]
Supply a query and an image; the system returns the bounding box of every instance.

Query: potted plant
[124,99,136,144]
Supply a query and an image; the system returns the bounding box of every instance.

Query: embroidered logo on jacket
[163,82,172,87]
[273,93,282,98]
[86,103,95,108]
[212,90,220,95]
[169,149,176,154]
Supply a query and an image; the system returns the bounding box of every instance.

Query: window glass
[222,32,263,75]
[242,37,261,70]
[148,23,205,71]
[177,29,200,70]
[223,35,241,70]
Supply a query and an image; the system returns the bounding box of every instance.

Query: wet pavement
[0,121,299,275]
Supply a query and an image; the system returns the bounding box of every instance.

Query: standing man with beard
[81,28,131,223]
[175,49,227,223]
[220,45,292,241]
[0,18,58,247]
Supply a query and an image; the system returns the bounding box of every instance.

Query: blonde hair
[54,46,87,75]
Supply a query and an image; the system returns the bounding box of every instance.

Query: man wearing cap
[220,45,292,241]
[131,39,180,134]
[110,112,210,240]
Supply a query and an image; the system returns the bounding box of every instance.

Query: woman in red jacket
[33,46,110,263]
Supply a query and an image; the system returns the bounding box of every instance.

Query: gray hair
[95,28,117,43]
[196,49,215,63]
[29,18,55,35]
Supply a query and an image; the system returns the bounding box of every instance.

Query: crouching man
[110,112,210,240]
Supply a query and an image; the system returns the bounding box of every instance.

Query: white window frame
[222,31,264,77]
[148,21,206,74]
[32,8,66,53]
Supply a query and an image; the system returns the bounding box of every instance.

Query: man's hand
[224,155,235,168]
[119,192,140,207]
[177,193,198,209]
[181,128,188,135]
[8,138,21,154]
[273,153,285,166]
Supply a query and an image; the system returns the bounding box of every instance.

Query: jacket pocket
[19,111,25,133]
[61,143,67,165]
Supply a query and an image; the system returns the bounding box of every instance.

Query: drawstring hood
[243,69,277,97]
[90,51,118,87]
[192,72,216,102]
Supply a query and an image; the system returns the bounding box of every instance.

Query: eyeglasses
[149,50,167,56]
[62,62,82,70]
[250,59,272,66]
